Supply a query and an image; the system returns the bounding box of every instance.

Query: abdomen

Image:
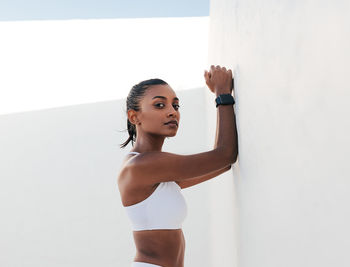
[133,229,185,266]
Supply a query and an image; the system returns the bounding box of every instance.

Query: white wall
[0,17,209,115]
[0,87,224,267]
[207,0,350,266]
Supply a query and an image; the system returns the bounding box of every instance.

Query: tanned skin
[118,65,238,267]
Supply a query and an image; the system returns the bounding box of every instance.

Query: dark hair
[120,78,168,148]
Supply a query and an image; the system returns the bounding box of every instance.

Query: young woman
[117,65,238,267]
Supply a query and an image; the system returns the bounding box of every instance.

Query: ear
[127,109,139,125]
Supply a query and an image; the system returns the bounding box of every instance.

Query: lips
[165,120,178,126]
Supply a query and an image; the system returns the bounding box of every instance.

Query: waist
[133,229,185,264]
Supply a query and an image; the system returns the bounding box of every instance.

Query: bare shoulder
[126,149,234,187]
[117,154,139,190]
[117,154,156,206]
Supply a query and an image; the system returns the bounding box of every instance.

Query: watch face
[221,94,234,103]
[215,94,235,106]
[221,94,232,101]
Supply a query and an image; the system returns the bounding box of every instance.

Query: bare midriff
[133,229,185,267]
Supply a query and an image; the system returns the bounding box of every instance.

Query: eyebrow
[152,96,179,101]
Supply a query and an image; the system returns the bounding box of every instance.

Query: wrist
[215,93,235,107]
[215,91,231,96]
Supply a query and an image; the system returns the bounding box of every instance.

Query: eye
[155,103,165,108]
[155,103,180,110]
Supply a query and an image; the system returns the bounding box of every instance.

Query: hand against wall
[204,65,233,95]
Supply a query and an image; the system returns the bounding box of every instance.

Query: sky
[0,0,210,21]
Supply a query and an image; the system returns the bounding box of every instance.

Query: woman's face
[130,84,180,137]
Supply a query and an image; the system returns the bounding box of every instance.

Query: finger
[204,70,209,81]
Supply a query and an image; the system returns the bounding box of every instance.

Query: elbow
[226,144,238,165]
[233,154,238,164]
[228,153,238,165]
[215,147,238,166]
[231,145,239,164]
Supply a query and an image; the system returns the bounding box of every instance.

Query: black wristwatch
[215,93,235,107]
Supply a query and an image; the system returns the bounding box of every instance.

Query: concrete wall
[0,87,222,267]
[0,17,209,115]
[207,0,350,266]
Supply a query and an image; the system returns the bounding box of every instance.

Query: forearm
[214,106,219,148]
[214,92,238,163]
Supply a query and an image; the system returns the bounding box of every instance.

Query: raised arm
[126,65,238,187]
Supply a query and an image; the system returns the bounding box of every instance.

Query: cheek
[144,111,162,124]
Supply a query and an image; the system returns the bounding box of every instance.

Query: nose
[167,108,177,119]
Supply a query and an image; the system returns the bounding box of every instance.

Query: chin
[167,132,177,137]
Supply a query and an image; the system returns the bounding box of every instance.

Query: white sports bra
[123,151,188,231]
